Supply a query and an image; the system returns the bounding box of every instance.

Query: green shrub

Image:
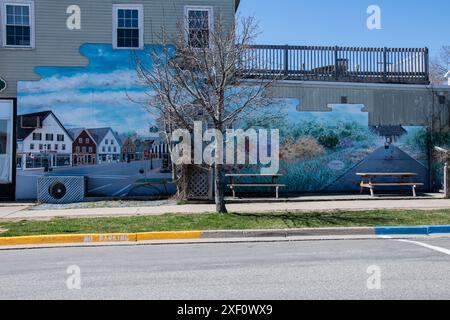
[318,134,340,149]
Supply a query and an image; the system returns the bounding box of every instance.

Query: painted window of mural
[186,7,213,48]
[3,2,33,47]
[0,101,13,184]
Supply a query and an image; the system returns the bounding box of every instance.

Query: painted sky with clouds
[18,44,158,136]
[17,44,374,137]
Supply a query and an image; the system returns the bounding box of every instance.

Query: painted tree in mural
[430,45,450,84]
[136,16,281,213]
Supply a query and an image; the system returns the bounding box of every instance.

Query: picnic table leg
[409,176,417,197]
[399,176,404,194]
[360,176,368,194]
[369,177,375,197]
[230,177,236,199]
[273,176,278,198]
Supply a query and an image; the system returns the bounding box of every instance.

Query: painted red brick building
[68,129,97,166]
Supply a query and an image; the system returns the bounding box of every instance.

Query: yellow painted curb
[0,231,203,247]
[136,231,203,241]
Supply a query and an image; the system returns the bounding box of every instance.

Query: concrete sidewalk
[1,198,450,220]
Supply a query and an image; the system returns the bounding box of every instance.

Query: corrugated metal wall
[269,81,450,130]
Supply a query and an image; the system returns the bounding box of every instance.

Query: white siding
[21,114,72,154]
[97,129,121,163]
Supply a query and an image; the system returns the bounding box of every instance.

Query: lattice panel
[37,176,86,204]
[187,166,213,200]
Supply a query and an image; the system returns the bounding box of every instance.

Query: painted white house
[17,111,73,170]
[445,71,450,86]
[87,128,122,164]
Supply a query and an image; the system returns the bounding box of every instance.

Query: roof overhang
[235,0,240,11]
[445,71,450,79]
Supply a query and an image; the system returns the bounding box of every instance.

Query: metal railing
[239,45,429,84]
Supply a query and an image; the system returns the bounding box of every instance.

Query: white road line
[113,184,132,197]
[89,176,129,180]
[397,239,450,256]
[88,184,113,193]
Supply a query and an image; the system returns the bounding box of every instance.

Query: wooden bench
[226,174,285,199]
[357,173,424,197]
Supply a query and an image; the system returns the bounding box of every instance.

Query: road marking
[88,184,113,193]
[397,239,450,256]
[89,176,129,180]
[113,184,132,197]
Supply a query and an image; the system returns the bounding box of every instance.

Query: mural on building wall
[280,103,429,193]
[16,44,173,200]
[233,102,430,194]
[16,44,431,200]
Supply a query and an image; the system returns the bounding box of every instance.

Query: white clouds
[18,70,146,94]
[19,89,150,108]
[18,89,155,135]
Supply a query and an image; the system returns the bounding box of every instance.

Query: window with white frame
[1,1,34,48]
[184,6,213,49]
[113,4,143,49]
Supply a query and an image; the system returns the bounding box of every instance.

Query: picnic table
[226,174,285,199]
[357,173,424,197]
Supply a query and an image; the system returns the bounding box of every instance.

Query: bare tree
[135,16,282,213]
[430,46,450,84]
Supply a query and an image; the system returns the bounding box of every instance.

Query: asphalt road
[16,160,174,199]
[0,238,449,300]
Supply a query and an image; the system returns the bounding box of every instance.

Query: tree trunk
[214,163,228,214]
[445,161,450,199]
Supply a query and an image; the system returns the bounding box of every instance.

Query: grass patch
[1,209,450,237]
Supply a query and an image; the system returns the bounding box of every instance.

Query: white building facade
[88,128,122,164]
[17,111,73,170]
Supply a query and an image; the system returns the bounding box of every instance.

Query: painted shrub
[280,104,429,193]
[234,102,430,194]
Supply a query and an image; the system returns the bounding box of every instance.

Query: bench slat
[361,183,424,187]
[228,184,286,187]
